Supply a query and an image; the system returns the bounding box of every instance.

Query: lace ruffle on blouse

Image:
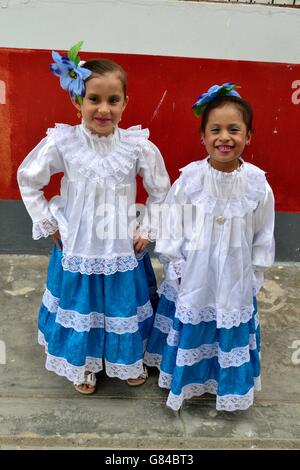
[180,158,266,219]
[47,124,150,187]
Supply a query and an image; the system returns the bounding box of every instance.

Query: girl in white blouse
[17,45,170,394]
[145,83,275,411]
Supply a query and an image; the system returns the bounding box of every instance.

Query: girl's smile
[75,72,128,137]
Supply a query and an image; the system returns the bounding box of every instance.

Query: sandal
[127,367,148,387]
[74,371,96,395]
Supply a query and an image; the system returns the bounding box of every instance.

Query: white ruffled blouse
[17,123,170,275]
[156,158,275,329]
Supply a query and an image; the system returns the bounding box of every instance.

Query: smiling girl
[145,83,275,412]
[17,43,170,394]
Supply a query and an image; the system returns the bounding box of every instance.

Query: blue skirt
[38,245,156,384]
[144,283,261,412]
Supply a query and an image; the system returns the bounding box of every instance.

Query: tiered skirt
[38,245,156,384]
[145,281,261,411]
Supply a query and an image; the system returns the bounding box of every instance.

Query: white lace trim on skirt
[153,313,173,334]
[105,358,145,380]
[38,331,146,382]
[249,333,257,350]
[38,331,103,383]
[42,288,153,333]
[162,376,261,412]
[144,351,162,369]
[157,280,178,303]
[176,301,254,329]
[176,343,251,368]
[167,327,180,347]
[61,253,138,275]
[254,311,260,330]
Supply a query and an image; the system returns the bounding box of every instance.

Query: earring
[77,111,81,119]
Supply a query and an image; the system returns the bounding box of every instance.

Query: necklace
[209,160,240,225]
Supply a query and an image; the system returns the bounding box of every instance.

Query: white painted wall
[0,0,299,63]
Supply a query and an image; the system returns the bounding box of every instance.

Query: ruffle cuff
[164,259,186,280]
[32,216,58,240]
[136,225,156,242]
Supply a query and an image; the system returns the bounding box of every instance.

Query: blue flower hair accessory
[192,83,241,117]
[50,41,92,104]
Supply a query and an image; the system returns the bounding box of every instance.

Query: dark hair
[82,58,127,97]
[200,95,253,133]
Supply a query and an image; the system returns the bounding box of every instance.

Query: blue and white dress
[144,158,275,411]
[17,122,170,384]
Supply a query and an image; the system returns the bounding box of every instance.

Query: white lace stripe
[166,380,218,411]
[153,313,173,334]
[157,280,178,303]
[43,288,153,333]
[61,253,138,275]
[176,302,254,329]
[176,343,251,369]
[105,359,144,380]
[137,301,153,323]
[57,309,104,331]
[167,327,180,347]
[38,331,103,384]
[144,351,162,369]
[104,302,153,334]
[38,330,147,383]
[176,343,217,366]
[158,370,173,389]
[42,288,59,312]
[254,311,260,330]
[165,379,256,412]
[249,333,257,350]
[216,387,254,411]
[218,345,250,368]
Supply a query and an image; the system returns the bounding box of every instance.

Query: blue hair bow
[192,83,241,117]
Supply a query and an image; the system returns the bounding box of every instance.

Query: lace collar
[47,123,150,186]
[180,157,266,218]
[79,121,119,153]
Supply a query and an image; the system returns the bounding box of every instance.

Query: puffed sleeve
[155,178,187,280]
[136,141,170,241]
[17,135,65,240]
[252,181,275,293]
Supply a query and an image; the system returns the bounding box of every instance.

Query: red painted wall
[1,48,300,212]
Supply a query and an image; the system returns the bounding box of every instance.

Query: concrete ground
[0,255,300,450]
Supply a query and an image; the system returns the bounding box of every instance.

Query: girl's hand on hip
[133,236,150,253]
[51,230,62,251]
